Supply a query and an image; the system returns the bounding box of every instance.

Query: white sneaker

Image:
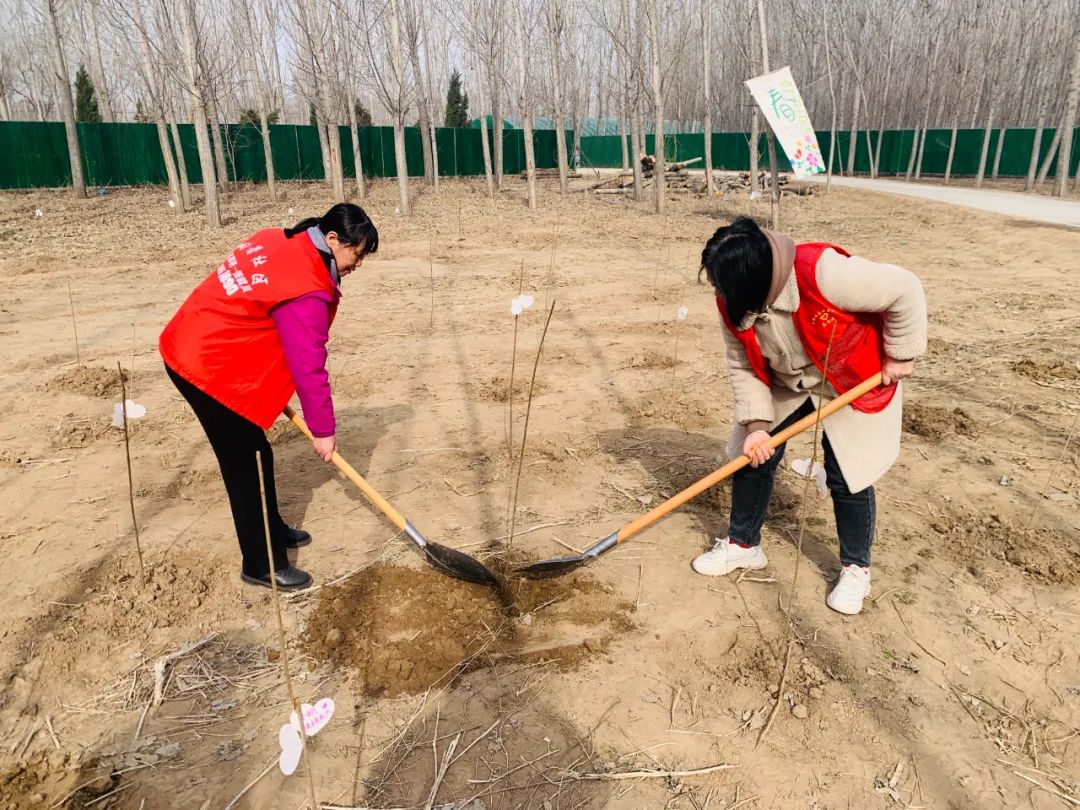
[692,538,768,576]
[826,565,871,615]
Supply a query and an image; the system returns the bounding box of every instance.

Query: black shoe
[282,526,312,549]
[241,565,313,592]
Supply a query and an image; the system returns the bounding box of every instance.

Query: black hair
[699,216,772,325]
[286,203,379,256]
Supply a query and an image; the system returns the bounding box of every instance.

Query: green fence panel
[405,126,425,176]
[435,128,458,176]
[453,128,486,177]
[268,125,300,182]
[225,124,265,182]
[337,126,355,179]
[501,129,524,175]
[2,120,1077,189]
[0,122,67,187]
[580,134,624,168]
[712,132,750,170]
[530,129,574,169]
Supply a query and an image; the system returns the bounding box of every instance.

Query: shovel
[516,373,885,579]
[285,406,499,587]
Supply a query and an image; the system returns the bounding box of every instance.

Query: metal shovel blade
[424,542,500,587]
[514,532,617,579]
[514,554,588,579]
[402,521,499,587]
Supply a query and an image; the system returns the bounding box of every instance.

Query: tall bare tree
[129,0,183,208]
[402,0,434,186]
[545,0,569,193]
[177,0,220,225]
[299,0,344,201]
[514,0,537,209]
[701,0,714,195]
[1053,38,1080,197]
[43,0,86,198]
[755,0,779,227]
[237,0,276,200]
[823,6,837,190]
[647,0,665,214]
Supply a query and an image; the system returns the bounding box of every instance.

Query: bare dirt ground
[0,177,1077,809]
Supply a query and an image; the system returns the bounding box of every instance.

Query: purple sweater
[271,291,337,437]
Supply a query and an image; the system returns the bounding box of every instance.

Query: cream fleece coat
[721,247,928,493]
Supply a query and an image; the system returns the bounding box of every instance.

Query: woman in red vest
[693,217,926,615]
[159,204,378,591]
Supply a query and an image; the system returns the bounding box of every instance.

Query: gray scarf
[305,225,340,286]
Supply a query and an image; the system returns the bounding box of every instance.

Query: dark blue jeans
[728,398,875,568]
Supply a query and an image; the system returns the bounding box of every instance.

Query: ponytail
[283,204,379,256]
[284,217,321,238]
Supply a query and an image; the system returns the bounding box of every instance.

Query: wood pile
[714,172,819,196]
[592,158,819,197]
[520,168,583,179]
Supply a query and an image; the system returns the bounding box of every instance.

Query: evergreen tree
[239,108,280,127]
[74,65,102,123]
[354,99,373,127]
[444,69,469,128]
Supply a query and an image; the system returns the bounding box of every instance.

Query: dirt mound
[925,337,956,359]
[8,556,242,700]
[306,564,632,697]
[0,750,113,810]
[631,391,712,430]
[50,417,107,449]
[903,403,979,440]
[931,508,1080,585]
[1013,358,1080,382]
[50,413,151,450]
[42,366,128,398]
[628,349,680,370]
[136,466,219,500]
[477,375,544,403]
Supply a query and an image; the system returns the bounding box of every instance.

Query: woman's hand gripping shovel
[285,406,499,587]
[516,374,884,579]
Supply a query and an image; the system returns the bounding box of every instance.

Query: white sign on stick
[744,66,824,178]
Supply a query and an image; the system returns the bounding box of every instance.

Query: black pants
[728,398,875,568]
[167,365,289,577]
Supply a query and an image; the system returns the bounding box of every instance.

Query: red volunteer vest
[160,228,338,429]
[715,242,896,414]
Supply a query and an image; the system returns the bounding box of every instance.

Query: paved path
[804,175,1080,229]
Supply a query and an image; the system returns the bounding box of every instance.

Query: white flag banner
[744,66,824,178]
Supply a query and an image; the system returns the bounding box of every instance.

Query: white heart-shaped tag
[790,458,827,496]
[278,723,302,775]
[112,400,147,427]
[511,293,535,316]
[677,305,689,321]
[290,698,335,737]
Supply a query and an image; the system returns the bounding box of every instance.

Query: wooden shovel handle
[283,405,407,531]
[615,373,885,545]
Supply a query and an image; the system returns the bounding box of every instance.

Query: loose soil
[42,365,128,398]
[306,564,633,697]
[902,401,980,440]
[476,374,545,403]
[1013,357,1080,382]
